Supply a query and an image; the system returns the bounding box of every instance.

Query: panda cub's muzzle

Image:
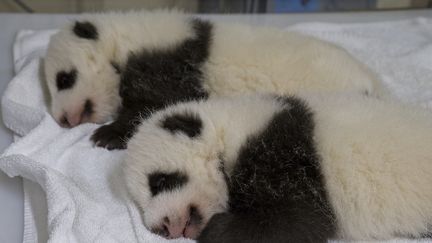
[151,204,203,239]
[59,99,94,128]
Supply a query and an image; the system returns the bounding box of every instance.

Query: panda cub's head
[124,102,229,239]
[45,20,121,127]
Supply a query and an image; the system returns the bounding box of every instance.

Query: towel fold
[2,30,55,137]
[1,18,432,243]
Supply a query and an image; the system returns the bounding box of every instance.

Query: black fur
[91,18,212,150]
[56,69,77,91]
[83,99,93,117]
[148,171,188,196]
[198,96,336,243]
[73,21,98,40]
[189,205,204,226]
[160,112,202,138]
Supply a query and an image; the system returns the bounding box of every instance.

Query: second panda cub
[124,94,432,242]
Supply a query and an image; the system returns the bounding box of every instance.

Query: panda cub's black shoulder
[119,18,212,108]
[91,18,214,150]
[199,95,336,243]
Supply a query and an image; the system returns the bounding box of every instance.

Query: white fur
[305,93,432,240]
[45,9,385,126]
[124,93,432,240]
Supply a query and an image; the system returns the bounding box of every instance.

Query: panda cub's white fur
[44,9,384,131]
[124,93,432,242]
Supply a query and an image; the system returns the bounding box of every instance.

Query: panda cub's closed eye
[160,112,202,138]
[148,172,188,196]
[56,69,77,91]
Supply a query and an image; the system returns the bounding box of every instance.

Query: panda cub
[124,94,432,242]
[44,9,385,150]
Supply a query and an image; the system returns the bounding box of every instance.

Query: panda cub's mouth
[151,204,204,239]
[60,99,94,127]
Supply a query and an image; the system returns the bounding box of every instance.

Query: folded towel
[2,30,55,137]
[2,17,432,242]
[1,117,194,243]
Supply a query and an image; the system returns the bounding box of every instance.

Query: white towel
[1,17,432,242]
[287,18,432,108]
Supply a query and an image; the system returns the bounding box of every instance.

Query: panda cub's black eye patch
[56,69,77,91]
[160,112,202,138]
[148,171,188,196]
[73,21,98,40]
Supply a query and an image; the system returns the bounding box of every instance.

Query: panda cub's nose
[162,216,187,239]
[60,99,93,127]
[159,205,203,239]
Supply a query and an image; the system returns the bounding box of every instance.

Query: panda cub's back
[205,23,382,96]
[306,94,432,239]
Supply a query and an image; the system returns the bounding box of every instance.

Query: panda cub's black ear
[73,21,98,40]
[160,112,202,138]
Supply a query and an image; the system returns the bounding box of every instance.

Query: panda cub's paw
[91,123,128,150]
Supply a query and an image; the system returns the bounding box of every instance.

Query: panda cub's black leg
[198,202,333,243]
[91,121,129,150]
[197,213,242,243]
[91,108,141,150]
